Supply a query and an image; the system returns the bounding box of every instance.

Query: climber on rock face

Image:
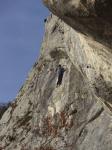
[44,18,47,23]
[56,64,65,86]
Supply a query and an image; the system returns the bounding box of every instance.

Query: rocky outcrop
[43,0,112,47]
[0,1,112,150]
[0,103,9,120]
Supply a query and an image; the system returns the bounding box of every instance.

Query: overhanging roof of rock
[43,0,112,47]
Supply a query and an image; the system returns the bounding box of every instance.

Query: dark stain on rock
[94,74,112,104]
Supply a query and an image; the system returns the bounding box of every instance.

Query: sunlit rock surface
[43,0,112,47]
[0,1,112,149]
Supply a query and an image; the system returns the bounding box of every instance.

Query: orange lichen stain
[60,111,66,127]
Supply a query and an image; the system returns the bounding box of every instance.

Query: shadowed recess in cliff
[43,0,112,48]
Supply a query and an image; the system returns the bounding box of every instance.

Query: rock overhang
[43,0,112,47]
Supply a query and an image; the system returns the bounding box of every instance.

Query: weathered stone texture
[0,1,112,149]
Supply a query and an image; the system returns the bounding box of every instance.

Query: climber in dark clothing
[56,65,65,86]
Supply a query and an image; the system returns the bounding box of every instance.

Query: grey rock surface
[0,1,112,149]
[43,0,112,47]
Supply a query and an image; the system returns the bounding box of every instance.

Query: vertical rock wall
[0,13,112,150]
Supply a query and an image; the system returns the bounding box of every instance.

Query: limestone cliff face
[43,0,112,47]
[0,1,112,150]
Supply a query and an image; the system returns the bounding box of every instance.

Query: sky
[0,0,49,103]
